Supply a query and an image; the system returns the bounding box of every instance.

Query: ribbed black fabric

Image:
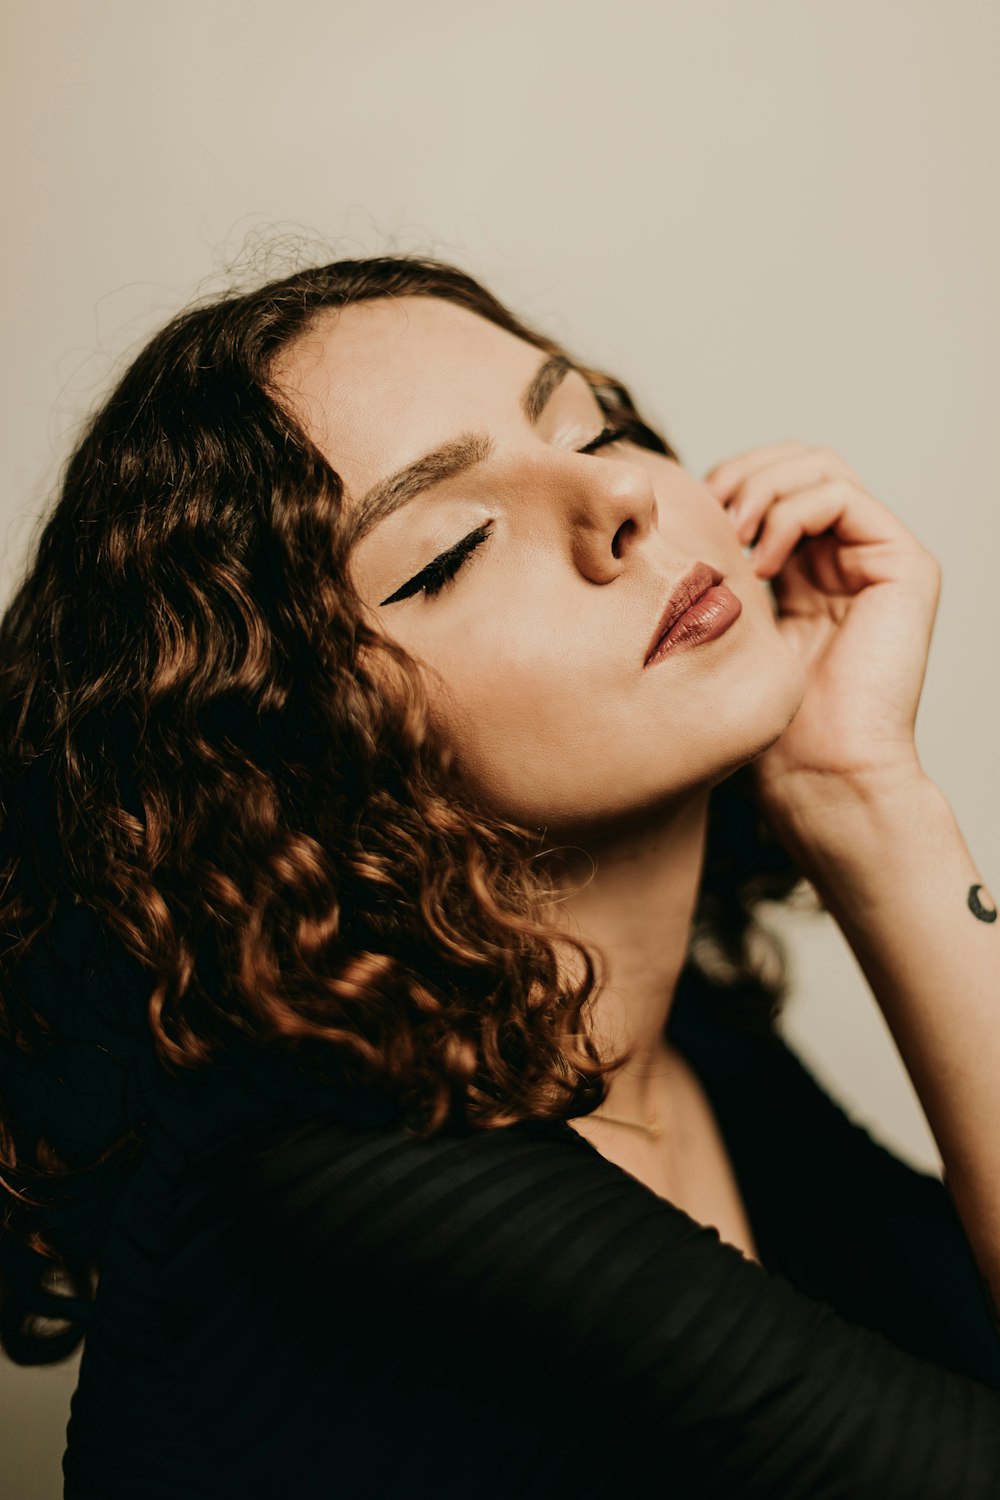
[61,982,1000,1498]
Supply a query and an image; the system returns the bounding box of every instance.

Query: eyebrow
[345,353,576,548]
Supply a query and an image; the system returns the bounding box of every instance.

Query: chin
[727,641,808,775]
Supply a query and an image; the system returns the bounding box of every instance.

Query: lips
[644,562,723,665]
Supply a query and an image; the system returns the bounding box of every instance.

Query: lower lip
[646,584,743,666]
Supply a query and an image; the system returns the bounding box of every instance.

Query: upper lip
[643,561,723,665]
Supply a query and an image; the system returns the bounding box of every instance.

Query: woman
[1,253,998,1497]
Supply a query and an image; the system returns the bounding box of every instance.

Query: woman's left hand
[703,441,942,834]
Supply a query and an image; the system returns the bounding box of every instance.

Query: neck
[537,786,711,1123]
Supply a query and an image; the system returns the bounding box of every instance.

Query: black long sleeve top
[59,974,1000,1498]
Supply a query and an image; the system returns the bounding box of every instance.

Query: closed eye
[377,423,633,607]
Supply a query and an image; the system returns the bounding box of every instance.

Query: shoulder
[155,1102,1000,1496]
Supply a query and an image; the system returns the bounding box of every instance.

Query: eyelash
[380,422,633,606]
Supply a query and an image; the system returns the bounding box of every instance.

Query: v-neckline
[552,981,777,1272]
[665,983,779,1273]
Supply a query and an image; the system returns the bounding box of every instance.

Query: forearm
[774,771,1000,1324]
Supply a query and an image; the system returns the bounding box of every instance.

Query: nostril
[612,520,635,559]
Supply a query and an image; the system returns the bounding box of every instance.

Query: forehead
[271,296,569,500]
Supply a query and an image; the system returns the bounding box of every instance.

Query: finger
[725,452,867,543]
[703,442,809,500]
[767,532,857,614]
[748,480,918,581]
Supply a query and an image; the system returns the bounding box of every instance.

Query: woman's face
[274,295,806,835]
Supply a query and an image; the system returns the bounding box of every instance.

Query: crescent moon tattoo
[967,884,997,923]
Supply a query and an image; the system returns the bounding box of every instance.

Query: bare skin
[273,297,1000,1316]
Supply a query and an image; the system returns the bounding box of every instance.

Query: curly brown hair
[0,251,809,1367]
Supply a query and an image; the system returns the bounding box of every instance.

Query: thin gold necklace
[589,1110,665,1141]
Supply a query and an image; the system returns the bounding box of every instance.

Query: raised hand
[703,441,941,829]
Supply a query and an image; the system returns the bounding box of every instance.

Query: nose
[565,455,660,583]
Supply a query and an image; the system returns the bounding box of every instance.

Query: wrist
[762,767,952,900]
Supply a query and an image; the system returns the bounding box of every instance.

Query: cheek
[434,638,576,757]
[426,607,795,828]
[421,635,597,820]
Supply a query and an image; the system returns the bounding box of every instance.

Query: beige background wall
[2,2,998,1495]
